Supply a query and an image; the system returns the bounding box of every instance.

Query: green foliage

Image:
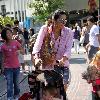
[0,16,14,26]
[0,17,4,25]
[28,0,64,22]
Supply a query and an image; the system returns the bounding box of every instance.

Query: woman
[32,10,73,91]
[0,27,24,100]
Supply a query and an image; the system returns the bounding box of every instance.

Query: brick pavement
[66,47,92,100]
[67,63,92,100]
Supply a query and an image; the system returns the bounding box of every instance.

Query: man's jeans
[88,45,99,60]
[4,67,20,100]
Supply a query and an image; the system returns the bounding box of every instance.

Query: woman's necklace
[51,30,62,55]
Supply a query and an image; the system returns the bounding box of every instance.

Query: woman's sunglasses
[58,19,67,24]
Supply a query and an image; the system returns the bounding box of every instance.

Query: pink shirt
[32,25,73,69]
[1,40,21,68]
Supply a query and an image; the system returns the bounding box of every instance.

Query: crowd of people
[73,17,100,63]
[0,9,100,100]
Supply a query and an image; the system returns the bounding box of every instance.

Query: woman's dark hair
[1,27,12,41]
[87,16,95,23]
[13,26,22,34]
[30,28,35,36]
[14,20,19,25]
[52,9,66,21]
[5,24,11,28]
[13,27,19,32]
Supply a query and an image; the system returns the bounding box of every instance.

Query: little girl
[82,50,100,99]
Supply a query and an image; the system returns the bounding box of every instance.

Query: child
[82,50,100,99]
[0,27,24,100]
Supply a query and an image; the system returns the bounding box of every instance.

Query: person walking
[86,16,100,63]
[0,27,24,100]
[82,23,90,53]
[73,26,81,54]
[32,10,73,92]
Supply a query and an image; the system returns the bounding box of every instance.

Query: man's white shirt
[89,25,99,47]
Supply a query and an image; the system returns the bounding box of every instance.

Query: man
[86,16,100,63]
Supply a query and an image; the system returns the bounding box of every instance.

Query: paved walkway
[0,47,93,100]
[67,52,92,100]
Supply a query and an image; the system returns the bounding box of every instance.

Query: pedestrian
[73,26,81,54]
[0,27,24,100]
[29,28,35,36]
[86,16,100,63]
[32,9,73,92]
[12,27,25,73]
[23,28,29,46]
[14,20,19,27]
[75,22,81,33]
[82,23,90,53]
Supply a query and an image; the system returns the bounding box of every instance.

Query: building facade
[64,0,89,11]
[0,0,35,29]
[0,0,33,22]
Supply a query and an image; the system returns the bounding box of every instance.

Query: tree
[28,0,64,22]
[0,16,14,26]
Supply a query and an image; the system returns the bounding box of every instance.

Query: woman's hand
[59,60,65,66]
[35,58,42,68]
[58,56,68,66]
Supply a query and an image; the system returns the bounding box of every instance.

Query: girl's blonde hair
[90,50,100,65]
